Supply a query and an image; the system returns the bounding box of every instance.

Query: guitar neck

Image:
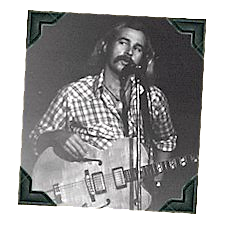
[123,154,198,182]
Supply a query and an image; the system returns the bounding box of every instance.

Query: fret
[142,165,150,177]
[156,162,164,173]
[145,164,152,175]
[123,154,198,184]
[127,168,132,181]
[147,164,153,175]
[129,168,137,181]
[140,166,149,179]
[150,163,157,175]
[176,158,181,167]
[128,169,132,181]
[124,169,131,183]
[133,168,138,180]
[162,160,169,171]
[168,158,177,170]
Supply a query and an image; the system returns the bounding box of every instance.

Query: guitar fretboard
[123,154,198,183]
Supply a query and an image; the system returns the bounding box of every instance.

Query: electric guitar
[32,138,198,210]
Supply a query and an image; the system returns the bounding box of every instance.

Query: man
[30,19,177,210]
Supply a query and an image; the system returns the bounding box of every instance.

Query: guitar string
[60,178,120,200]
[56,183,149,209]
[58,169,144,198]
[60,167,152,192]
[57,173,115,191]
[53,158,198,200]
[56,163,152,191]
[58,171,124,192]
[59,174,118,198]
[57,156,193,191]
[56,157,197,201]
[52,154,198,193]
[54,167,143,195]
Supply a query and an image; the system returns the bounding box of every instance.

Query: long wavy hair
[88,19,156,71]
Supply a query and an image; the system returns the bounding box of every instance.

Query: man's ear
[96,40,107,55]
[102,41,107,53]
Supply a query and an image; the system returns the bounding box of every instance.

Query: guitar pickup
[112,167,127,189]
[92,172,106,194]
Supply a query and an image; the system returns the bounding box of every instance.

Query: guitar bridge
[84,170,95,202]
[53,183,62,204]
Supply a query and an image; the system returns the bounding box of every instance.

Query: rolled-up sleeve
[149,86,177,152]
[29,87,69,148]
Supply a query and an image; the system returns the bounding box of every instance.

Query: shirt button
[117,102,123,110]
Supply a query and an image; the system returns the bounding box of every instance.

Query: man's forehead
[116,27,146,45]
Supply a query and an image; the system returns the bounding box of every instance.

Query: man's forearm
[35,131,59,155]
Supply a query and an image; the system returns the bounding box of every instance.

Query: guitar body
[32,138,151,209]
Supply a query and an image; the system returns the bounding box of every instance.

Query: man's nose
[125,46,133,56]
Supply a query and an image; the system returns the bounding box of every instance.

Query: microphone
[121,61,144,82]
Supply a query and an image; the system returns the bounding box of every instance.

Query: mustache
[113,55,134,64]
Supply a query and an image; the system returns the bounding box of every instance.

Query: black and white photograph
[18,10,205,212]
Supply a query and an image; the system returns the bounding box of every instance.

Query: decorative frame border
[17,11,206,213]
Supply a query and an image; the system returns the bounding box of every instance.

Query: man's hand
[53,130,88,161]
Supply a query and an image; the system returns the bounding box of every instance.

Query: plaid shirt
[30,71,177,153]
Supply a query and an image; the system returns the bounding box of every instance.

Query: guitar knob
[133,199,139,206]
[155,181,161,188]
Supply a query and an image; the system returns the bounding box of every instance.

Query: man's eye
[119,40,128,45]
[134,46,143,53]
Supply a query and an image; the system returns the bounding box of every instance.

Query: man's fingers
[65,136,87,157]
[65,134,87,158]
[63,144,81,159]
[69,134,88,153]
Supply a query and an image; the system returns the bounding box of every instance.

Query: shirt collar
[93,69,145,98]
[93,70,105,98]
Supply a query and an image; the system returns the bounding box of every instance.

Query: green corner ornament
[18,167,56,206]
[168,18,206,58]
[26,10,65,48]
[160,176,198,213]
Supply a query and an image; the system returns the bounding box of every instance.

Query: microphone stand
[135,72,142,210]
[121,63,144,210]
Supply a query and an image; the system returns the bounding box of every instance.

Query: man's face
[105,27,146,76]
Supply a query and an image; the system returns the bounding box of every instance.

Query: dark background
[22,13,203,205]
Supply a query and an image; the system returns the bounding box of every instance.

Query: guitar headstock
[148,153,199,177]
[150,154,198,189]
